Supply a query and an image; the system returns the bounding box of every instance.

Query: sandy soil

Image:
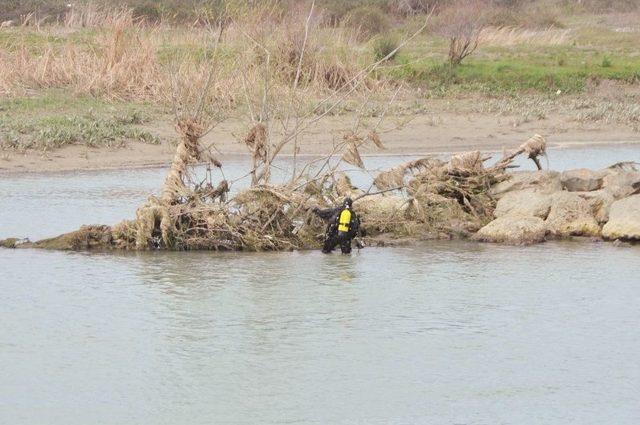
[1,100,639,174]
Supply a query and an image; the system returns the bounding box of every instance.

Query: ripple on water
[1,147,640,424]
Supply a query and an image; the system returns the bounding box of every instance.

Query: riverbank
[2,95,639,175]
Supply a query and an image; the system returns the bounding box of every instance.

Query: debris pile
[6,126,639,250]
[16,127,549,251]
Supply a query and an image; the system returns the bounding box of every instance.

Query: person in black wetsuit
[313,197,360,254]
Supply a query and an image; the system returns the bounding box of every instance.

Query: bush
[0,0,68,22]
[601,56,612,68]
[517,3,564,29]
[386,0,432,17]
[577,0,639,13]
[484,6,521,27]
[435,0,486,66]
[528,10,564,29]
[129,0,163,22]
[373,35,400,61]
[344,6,390,39]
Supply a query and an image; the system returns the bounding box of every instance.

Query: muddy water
[1,146,640,424]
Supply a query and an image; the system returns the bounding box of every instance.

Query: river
[1,146,639,424]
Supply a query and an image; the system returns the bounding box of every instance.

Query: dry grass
[573,100,640,130]
[0,5,389,105]
[0,11,165,100]
[472,93,640,132]
[478,27,572,47]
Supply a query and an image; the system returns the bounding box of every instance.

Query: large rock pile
[475,163,640,244]
[602,195,640,240]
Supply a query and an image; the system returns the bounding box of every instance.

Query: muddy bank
[2,108,640,175]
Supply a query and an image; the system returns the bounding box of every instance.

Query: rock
[545,192,601,237]
[561,168,604,192]
[602,195,640,240]
[494,188,552,219]
[602,171,640,199]
[489,170,562,199]
[473,214,547,245]
[575,190,615,224]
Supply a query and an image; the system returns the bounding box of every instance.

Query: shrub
[601,56,612,68]
[129,0,163,22]
[484,6,521,28]
[386,0,432,17]
[0,0,68,22]
[344,6,390,40]
[373,35,400,62]
[529,10,564,29]
[435,0,486,66]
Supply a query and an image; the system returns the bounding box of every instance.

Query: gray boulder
[575,190,615,224]
[489,170,561,199]
[494,188,552,219]
[545,192,601,237]
[561,168,604,192]
[602,195,640,240]
[474,214,547,245]
[602,171,640,199]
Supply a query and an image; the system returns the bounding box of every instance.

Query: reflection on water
[1,241,639,424]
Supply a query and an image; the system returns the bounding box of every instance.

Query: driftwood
[19,123,546,251]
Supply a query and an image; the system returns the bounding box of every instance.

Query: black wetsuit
[314,206,360,254]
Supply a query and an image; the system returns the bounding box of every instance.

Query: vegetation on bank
[2,0,638,24]
[1,0,639,150]
[0,93,160,150]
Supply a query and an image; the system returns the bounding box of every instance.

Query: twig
[354,186,404,201]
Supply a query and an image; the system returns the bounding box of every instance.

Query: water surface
[1,242,639,424]
[1,147,640,424]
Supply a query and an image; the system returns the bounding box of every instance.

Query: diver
[313,197,360,254]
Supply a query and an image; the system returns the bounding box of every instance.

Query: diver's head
[343,197,353,208]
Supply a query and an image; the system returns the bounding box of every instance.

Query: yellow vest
[338,209,351,232]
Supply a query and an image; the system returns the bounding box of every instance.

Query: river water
[1,146,640,424]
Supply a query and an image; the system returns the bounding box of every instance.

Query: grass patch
[0,91,162,150]
[372,34,400,62]
[388,51,640,95]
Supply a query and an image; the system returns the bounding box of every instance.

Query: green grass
[0,27,100,54]
[0,91,162,150]
[386,45,640,95]
[378,12,640,95]
[372,35,400,62]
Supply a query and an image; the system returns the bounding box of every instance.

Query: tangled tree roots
[21,129,548,251]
